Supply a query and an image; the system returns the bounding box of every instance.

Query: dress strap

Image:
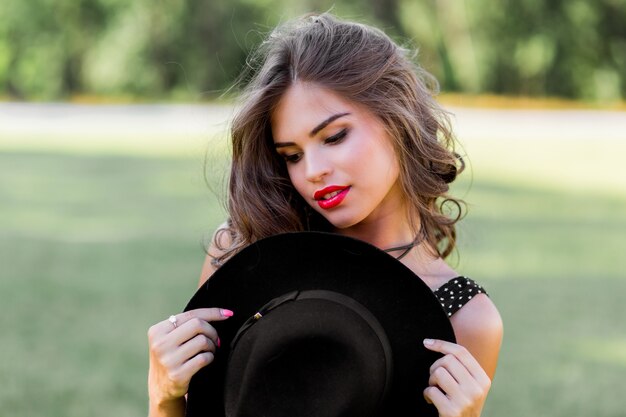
[432,277,488,318]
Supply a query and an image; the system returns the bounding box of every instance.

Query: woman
[148,13,502,417]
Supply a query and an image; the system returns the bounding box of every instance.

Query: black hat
[183,232,455,417]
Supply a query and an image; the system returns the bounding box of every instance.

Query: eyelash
[282,129,349,164]
[324,128,348,144]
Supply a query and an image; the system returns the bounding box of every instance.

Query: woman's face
[271,82,405,230]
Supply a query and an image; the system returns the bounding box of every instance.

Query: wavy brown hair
[211,13,465,266]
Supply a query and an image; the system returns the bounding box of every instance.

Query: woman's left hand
[422,338,492,417]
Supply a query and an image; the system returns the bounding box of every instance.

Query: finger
[179,351,215,379]
[177,334,217,363]
[174,317,220,347]
[171,308,234,329]
[423,386,451,414]
[423,339,486,380]
[153,308,233,337]
[429,354,474,387]
[164,351,216,389]
[428,366,461,398]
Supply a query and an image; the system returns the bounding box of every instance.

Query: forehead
[270,83,357,139]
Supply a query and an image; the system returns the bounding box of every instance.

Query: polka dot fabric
[433,277,489,317]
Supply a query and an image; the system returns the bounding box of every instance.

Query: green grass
[1,135,625,416]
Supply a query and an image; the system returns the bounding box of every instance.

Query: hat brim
[184,232,455,416]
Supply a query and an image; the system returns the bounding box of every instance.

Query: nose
[304,151,332,183]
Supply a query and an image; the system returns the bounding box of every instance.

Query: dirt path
[1,102,624,142]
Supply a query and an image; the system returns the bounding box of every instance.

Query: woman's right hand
[148,308,234,407]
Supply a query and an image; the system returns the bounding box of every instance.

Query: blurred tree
[1,0,109,99]
[465,0,626,100]
[0,0,623,101]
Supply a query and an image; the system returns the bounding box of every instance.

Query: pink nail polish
[221,309,234,317]
[217,337,221,348]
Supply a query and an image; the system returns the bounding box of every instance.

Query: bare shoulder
[198,221,233,288]
[450,293,503,379]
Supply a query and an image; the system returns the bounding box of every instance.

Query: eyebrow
[309,112,351,136]
[274,112,351,148]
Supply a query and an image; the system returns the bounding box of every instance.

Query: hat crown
[224,290,393,417]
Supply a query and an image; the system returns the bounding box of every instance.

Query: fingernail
[423,338,435,346]
[217,337,221,348]
[221,309,234,317]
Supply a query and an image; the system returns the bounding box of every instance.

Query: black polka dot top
[433,277,489,318]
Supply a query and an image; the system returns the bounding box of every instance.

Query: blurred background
[1,0,625,102]
[1,1,625,416]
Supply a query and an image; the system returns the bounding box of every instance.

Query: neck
[339,228,414,249]
[333,205,416,251]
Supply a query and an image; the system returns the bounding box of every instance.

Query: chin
[317,210,365,230]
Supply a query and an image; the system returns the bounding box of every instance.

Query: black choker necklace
[383,236,421,260]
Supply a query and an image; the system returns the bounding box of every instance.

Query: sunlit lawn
[1,124,625,417]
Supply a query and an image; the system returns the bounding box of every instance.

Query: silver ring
[168,315,178,329]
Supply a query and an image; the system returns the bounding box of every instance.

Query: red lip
[313,185,351,210]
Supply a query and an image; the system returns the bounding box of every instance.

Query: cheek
[351,138,398,182]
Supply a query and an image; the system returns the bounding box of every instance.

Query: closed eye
[282,152,302,163]
[277,128,348,164]
[324,128,348,144]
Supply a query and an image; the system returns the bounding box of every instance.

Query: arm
[450,294,503,380]
[423,294,503,417]
[147,223,233,417]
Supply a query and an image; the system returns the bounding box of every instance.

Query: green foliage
[464,0,626,100]
[0,0,624,100]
